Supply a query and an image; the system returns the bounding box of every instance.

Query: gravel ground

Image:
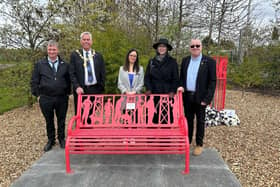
[0,90,279,187]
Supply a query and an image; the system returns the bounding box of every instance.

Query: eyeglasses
[129,54,137,57]
[190,45,201,48]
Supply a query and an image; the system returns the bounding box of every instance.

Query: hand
[76,87,84,95]
[126,91,136,95]
[169,92,175,98]
[201,101,207,106]
[177,87,184,93]
[145,90,152,95]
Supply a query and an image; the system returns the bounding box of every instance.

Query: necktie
[51,60,57,78]
[86,52,93,83]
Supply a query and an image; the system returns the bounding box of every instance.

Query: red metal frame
[212,56,228,110]
[65,91,189,174]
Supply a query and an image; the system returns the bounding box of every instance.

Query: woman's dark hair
[123,48,140,73]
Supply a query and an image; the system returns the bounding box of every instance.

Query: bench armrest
[177,90,188,135]
[178,116,188,135]
[67,115,80,136]
[182,116,188,135]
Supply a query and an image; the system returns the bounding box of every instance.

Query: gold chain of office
[75,49,96,68]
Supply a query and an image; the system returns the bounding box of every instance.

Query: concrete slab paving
[11,147,241,187]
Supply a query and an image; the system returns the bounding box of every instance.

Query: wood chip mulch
[0,90,279,187]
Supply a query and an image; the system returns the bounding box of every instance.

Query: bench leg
[65,139,73,173]
[182,138,190,174]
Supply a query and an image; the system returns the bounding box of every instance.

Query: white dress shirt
[83,49,97,85]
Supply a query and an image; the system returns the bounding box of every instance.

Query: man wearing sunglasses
[177,39,216,156]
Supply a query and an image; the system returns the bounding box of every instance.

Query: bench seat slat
[71,129,184,136]
[69,150,185,154]
[68,146,185,150]
[68,143,185,147]
[69,137,185,141]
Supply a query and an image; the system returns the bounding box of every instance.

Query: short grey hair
[189,38,202,45]
[80,31,92,40]
[47,40,59,48]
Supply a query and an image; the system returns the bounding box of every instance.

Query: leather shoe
[193,146,203,156]
[44,141,55,152]
[59,139,65,149]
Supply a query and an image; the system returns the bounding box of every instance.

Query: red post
[212,56,228,110]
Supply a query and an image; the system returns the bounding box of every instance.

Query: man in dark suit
[178,39,216,156]
[69,31,106,113]
[31,40,71,152]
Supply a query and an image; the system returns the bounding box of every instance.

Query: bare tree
[214,0,249,45]
[0,0,69,50]
[272,0,280,27]
[183,0,250,46]
[116,0,169,42]
[174,0,183,59]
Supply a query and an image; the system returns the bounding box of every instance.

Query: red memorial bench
[65,91,189,174]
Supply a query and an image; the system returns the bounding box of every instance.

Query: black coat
[144,54,179,94]
[179,55,216,105]
[31,56,71,97]
[69,49,105,92]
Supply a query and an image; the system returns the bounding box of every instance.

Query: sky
[253,0,276,24]
[0,0,278,26]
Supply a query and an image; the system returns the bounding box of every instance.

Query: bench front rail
[65,91,189,174]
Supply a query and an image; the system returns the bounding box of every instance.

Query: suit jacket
[31,56,71,97]
[179,55,216,105]
[117,66,144,94]
[69,49,105,92]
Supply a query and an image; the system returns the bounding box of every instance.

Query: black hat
[153,38,173,51]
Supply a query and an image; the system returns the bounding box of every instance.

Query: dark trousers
[152,96,173,124]
[39,95,69,142]
[183,93,206,146]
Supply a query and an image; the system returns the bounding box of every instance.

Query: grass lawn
[0,62,33,114]
[0,87,29,114]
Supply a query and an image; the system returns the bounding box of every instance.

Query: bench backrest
[76,92,185,131]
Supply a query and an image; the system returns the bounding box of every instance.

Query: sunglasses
[190,45,201,48]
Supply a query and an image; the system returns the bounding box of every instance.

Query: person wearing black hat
[144,38,179,124]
